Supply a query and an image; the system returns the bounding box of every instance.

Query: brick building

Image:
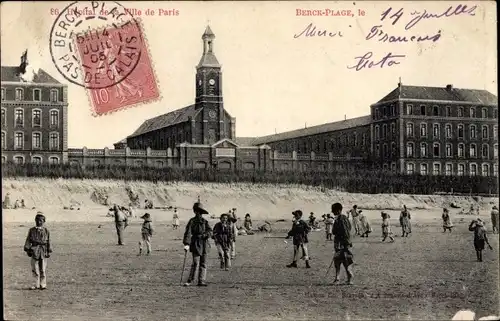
[122,26,236,151]
[248,82,498,176]
[1,51,68,165]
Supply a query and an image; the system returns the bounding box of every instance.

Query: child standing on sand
[381,212,395,242]
[172,207,180,230]
[468,219,493,262]
[442,208,454,233]
[138,213,154,255]
[24,212,52,290]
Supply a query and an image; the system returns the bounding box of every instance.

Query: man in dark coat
[285,210,311,268]
[183,202,212,286]
[331,202,354,285]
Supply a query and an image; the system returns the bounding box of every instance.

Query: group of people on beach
[20,199,498,290]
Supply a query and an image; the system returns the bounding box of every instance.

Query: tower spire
[197,25,220,68]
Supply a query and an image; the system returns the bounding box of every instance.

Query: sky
[0,1,497,148]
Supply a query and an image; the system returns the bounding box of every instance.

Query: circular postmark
[49,1,143,89]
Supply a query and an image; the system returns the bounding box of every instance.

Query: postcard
[1,1,498,320]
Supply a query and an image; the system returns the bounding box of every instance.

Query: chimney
[398,77,402,87]
[344,114,347,120]
[19,50,28,74]
[446,84,453,91]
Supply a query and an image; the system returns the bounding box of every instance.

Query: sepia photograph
[1,1,498,320]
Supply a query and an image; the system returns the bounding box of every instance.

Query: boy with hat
[331,203,354,284]
[213,213,234,270]
[468,218,493,262]
[183,202,213,286]
[24,212,52,290]
[285,210,311,268]
[112,204,128,245]
[138,213,154,255]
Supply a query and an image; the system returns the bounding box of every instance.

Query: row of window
[279,133,369,154]
[406,162,498,176]
[3,155,60,165]
[405,142,498,158]
[1,108,60,128]
[405,104,497,118]
[1,87,60,102]
[404,123,497,140]
[1,131,60,150]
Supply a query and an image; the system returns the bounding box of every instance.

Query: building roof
[1,66,61,84]
[248,115,372,145]
[235,137,258,146]
[197,53,220,68]
[376,84,498,105]
[128,104,200,138]
[202,25,215,38]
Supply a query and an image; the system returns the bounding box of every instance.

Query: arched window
[406,143,414,157]
[433,143,440,157]
[482,125,488,139]
[406,123,414,137]
[470,125,477,139]
[482,144,489,158]
[481,164,489,176]
[470,163,477,176]
[420,142,428,157]
[31,156,42,165]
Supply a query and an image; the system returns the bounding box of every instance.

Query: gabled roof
[1,66,61,84]
[128,105,200,138]
[248,115,372,145]
[212,138,239,148]
[376,85,498,105]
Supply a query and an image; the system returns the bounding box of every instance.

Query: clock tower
[195,25,224,145]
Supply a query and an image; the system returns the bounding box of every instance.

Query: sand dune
[2,178,498,223]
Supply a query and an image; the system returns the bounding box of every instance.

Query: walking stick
[324,254,335,279]
[180,250,188,285]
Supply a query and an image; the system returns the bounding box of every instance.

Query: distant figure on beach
[358,211,372,237]
[324,214,334,240]
[173,207,180,230]
[349,205,361,236]
[381,212,395,242]
[491,206,499,234]
[243,213,253,231]
[3,192,12,209]
[468,219,493,262]
[442,208,454,233]
[24,212,52,290]
[113,204,129,245]
[399,205,412,237]
[138,213,154,256]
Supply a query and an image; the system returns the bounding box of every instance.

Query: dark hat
[193,202,209,214]
[293,210,303,217]
[220,213,229,220]
[141,213,151,219]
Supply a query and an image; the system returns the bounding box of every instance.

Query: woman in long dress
[399,205,412,237]
[442,208,454,233]
[358,211,372,237]
[381,212,395,242]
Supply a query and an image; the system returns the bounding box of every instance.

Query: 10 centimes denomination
[49,1,143,89]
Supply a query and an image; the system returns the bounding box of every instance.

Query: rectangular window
[50,89,59,102]
[420,143,427,157]
[433,106,439,116]
[433,144,440,157]
[433,124,439,138]
[482,108,488,118]
[494,164,498,176]
[1,131,5,149]
[33,133,41,149]
[50,157,59,165]
[482,145,489,158]
[49,133,59,150]
[445,164,452,176]
[458,164,465,176]
[406,104,413,115]
[15,109,24,126]
[482,126,489,139]
[1,88,5,101]
[420,164,428,175]
[446,144,452,157]
[482,164,489,176]
[33,110,41,127]
[391,123,395,135]
[15,88,24,101]
[458,107,464,117]
[470,144,477,157]
[420,123,427,137]
[50,110,59,126]
[470,125,476,139]
[458,144,465,157]
[433,163,440,175]
[494,144,498,158]
[458,125,464,138]
[33,89,41,102]
[420,105,426,116]
[15,132,23,149]
[406,163,414,175]
[407,143,414,157]
[470,108,475,118]
[406,123,414,137]
[446,106,451,117]
[445,125,452,138]
[494,126,498,140]
[470,164,477,176]
[1,109,5,127]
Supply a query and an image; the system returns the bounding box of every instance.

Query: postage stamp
[49,1,160,115]
[76,22,160,116]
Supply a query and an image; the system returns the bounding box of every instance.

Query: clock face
[209,79,215,85]
[208,110,217,119]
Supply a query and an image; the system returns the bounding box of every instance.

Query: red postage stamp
[74,21,160,116]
